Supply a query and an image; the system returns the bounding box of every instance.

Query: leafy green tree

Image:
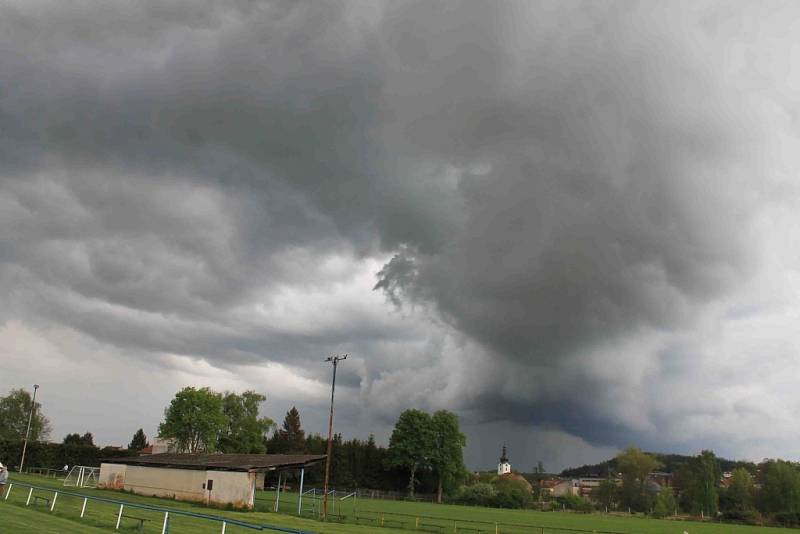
[760,460,800,515]
[277,406,305,453]
[0,388,51,442]
[218,391,274,453]
[128,428,150,450]
[63,433,82,445]
[652,487,677,518]
[63,432,93,446]
[594,479,619,510]
[455,483,496,506]
[158,387,226,453]
[722,467,755,513]
[676,450,721,516]
[363,434,381,488]
[430,410,466,503]
[616,447,663,511]
[494,476,533,509]
[558,493,593,513]
[388,409,435,497]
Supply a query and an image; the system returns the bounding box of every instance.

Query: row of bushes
[453,476,555,510]
[0,439,137,470]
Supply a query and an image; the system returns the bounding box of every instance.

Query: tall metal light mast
[19,384,40,472]
[322,354,347,519]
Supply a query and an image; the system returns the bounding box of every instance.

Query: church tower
[497,444,511,475]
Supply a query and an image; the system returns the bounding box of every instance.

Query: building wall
[98,463,256,509]
[150,437,176,454]
[98,463,126,490]
[124,465,207,503]
[206,470,256,509]
[552,480,580,497]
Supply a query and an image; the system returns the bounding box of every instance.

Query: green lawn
[2,473,783,534]
[1,473,385,534]
[1,502,113,533]
[260,489,781,534]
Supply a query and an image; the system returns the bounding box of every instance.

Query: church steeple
[497,443,511,475]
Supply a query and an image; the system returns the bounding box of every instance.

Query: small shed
[99,453,326,510]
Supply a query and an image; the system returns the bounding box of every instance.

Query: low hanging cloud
[1,0,800,467]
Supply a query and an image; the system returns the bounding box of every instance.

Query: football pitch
[1,473,782,534]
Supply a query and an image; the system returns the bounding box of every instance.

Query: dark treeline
[560,452,756,478]
[0,439,136,470]
[263,406,455,494]
[265,431,425,492]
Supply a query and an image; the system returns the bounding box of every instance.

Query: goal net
[63,465,99,488]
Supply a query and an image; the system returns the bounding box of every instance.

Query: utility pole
[19,384,40,473]
[322,354,347,519]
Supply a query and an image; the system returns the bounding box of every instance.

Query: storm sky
[2,0,800,471]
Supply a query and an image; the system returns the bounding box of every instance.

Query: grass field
[261,489,781,534]
[2,503,113,533]
[1,473,783,534]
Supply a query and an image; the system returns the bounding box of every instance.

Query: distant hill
[559,452,757,477]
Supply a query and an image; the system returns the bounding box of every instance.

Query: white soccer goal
[63,465,99,488]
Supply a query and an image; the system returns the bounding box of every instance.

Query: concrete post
[297,467,305,515]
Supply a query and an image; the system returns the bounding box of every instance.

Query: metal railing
[3,481,316,534]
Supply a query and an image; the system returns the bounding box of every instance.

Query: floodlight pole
[322,354,347,519]
[19,384,39,473]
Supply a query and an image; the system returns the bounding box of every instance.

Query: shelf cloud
[2,0,799,468]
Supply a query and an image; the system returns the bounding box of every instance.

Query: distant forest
[560,452,756,477]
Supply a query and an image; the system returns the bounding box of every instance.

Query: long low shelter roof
[102,453,327,472]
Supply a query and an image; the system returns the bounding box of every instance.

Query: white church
[497,444,511,475]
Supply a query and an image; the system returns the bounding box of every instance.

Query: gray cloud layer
[2,0,799,466]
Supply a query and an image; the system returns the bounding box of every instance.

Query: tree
[652,487,677,518]
[276,406,305,453]
[531,461,548,502]
[429,410,466,503]
[455,483,496,506]
[723,468,755,513]
[676,450,721,516]
[63,432,93,446]
[63,433,83,445]
[0,388,51,442]
[80,432,94,446]
[616,447,663,511]
[494,476,534,509]
[129,429,150,451]
[388,409,435,497]
[594,479,619,510]
[158,387,226,453]
[218,391,274,453]
[760,460,800,515]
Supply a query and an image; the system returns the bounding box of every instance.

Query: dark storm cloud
[0,0,790,453]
